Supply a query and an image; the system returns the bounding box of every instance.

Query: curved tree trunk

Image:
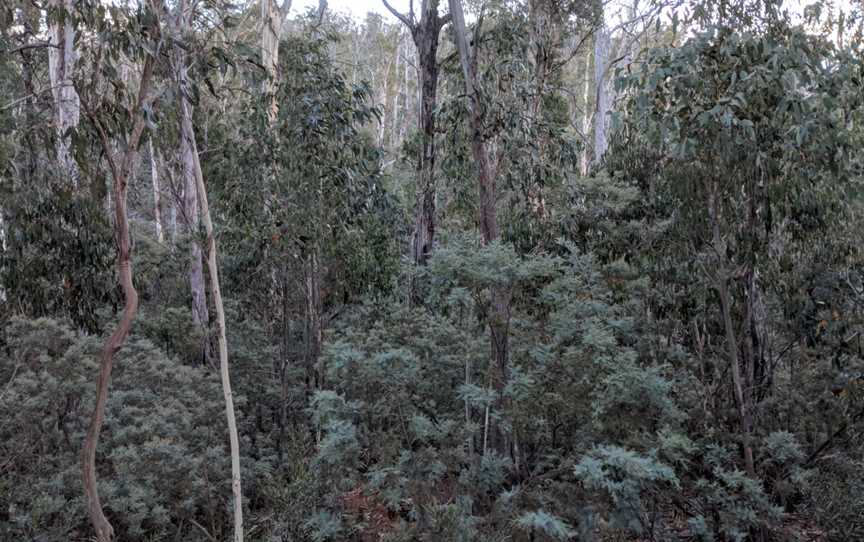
[80,40,158,542]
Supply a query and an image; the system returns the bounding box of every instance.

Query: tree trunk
[173,12,245,528]
[48,0,80,186]
[191,125,246,542]
[305,247,324,389]
[377,53,394,147]
[262,0,291,123]
[149,138,164,243]
[181,100,211,358]
[580,53,592,176]
[81,40,158,542]
[174,1,211,361]
[384,0,448,269]
[449,0,512,456]
[593,23,610,166]
[709,183,755,476]
[390,32,403,149]
[399,41,412,144]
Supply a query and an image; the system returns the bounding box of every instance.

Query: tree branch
[278,0,292,22]
[382,0,414,29]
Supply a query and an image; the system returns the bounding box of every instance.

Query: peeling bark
[174,0,211,361]
[262,0,292,123]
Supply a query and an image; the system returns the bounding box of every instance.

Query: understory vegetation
[1,0,863,540]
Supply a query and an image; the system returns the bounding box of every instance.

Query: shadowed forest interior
[1,0,864,540]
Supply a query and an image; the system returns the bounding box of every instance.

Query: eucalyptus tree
[172,0,210,362]
[73,1,164,538]
[169,0,245,537]
[261,0,292,123]
[47,0,80,186]
[383,0,451,268]
[622,19,862,476]
[448,0,516,458]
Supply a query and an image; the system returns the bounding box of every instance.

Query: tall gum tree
[448,0,513,456]
[382,0,451,269]
[77,3,162,538]
[262,0,292,122]
[171,2,245,537]
[47,0,81,185]
[172,0,210,362]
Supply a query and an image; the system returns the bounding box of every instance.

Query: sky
[295,0,407,21]
[292,0,858,24]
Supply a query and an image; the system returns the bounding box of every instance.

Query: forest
[1,0,863,540]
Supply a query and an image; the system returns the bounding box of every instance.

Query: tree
[170,0,245,537]
[172,0,211,363]
[382,0,451,268]
[76,2,162,538]
[261,0,292,123]
[47,0,80,186]
[448,0,513,456]
[622,20,861,477]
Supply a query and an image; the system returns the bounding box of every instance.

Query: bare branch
[278,0,292,22]
[382,0,414,29]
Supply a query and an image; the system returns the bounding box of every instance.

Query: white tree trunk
[48,0,80,186]
[390,32,403,149]
[262,0,291,123]
[580,53,592,175]
[181,105,210,337]
[593,24,610,166]
[174,0,210,353]
[192,118,245,542]
[172,3,245,537]
[377,52,394,147]
[149,138,164,243]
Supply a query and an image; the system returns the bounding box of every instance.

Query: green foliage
[0,318,242,541]
[574,445,678,535]
[515,510,575,540]
[0,188,116,333]
[2,2,863,541]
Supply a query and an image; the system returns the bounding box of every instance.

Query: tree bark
[377,52,395,147]
[580,52,592,176]
[149,138,164,243]
[709,183,756,476]
[191,113,246,542]
[47,0,80,186]
[383,0,449,268]
[593,23,610,166]
[305,247,324,389]
[449,0,512,455]
[262,0,292,123]
[81,36,158,542]
[173,0,211,361]
[390,31,404,149]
